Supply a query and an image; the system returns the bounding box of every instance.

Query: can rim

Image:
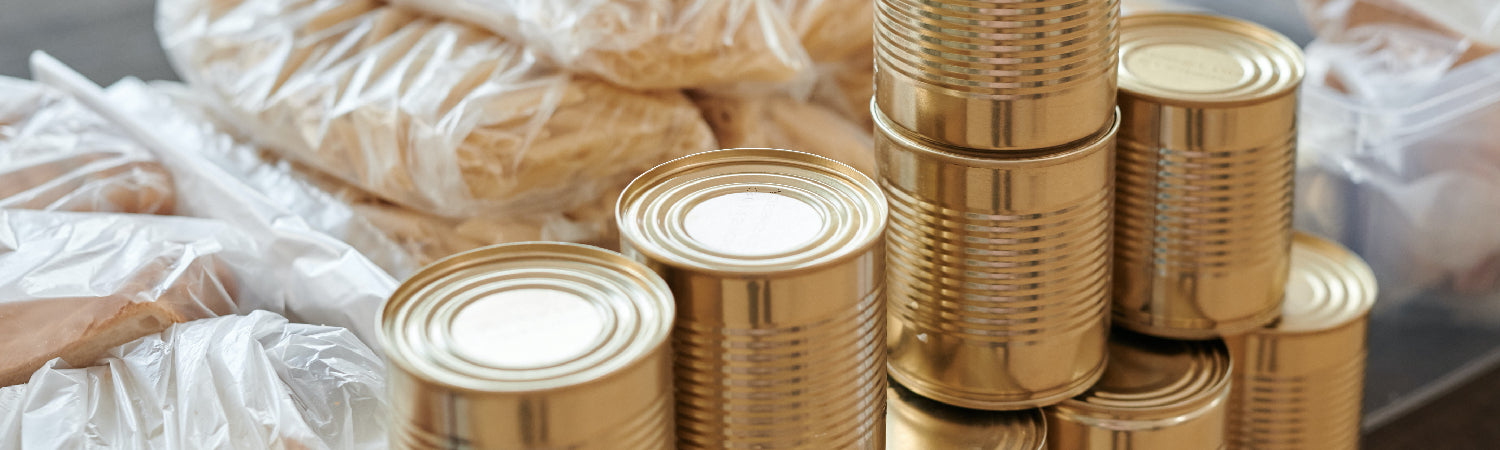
[1262,232,1378,335]
[1052,332,1233,422]
[1118,12,1305,108]
[616,148,888,276]
[872,102,1121,163]
[379,241,674,394]
[887,381,1049,450]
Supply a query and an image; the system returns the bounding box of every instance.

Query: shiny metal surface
[888,380,1048,450]
[1225,233,1376,450]
[879,106,1116,410]
[381,242,675,450]
[1046,330,1231,450]
[617,148,888,449]
[875,0,1120,151]
[1112,12,1304,339]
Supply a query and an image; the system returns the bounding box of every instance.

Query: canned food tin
[875,0,1120,151]
[888,380,1048,450]
[879,105,1116,410]
[381,242,675,450]
[1112,12,1304,339]
[1225,233,1376,450]
[1045,329,1231,450]
[616,148,889,449]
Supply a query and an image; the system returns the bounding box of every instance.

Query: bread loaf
[158,0,716,218]
[692,93,876,177]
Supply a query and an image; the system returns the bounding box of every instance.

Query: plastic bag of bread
[0,77,174,214]
[807,45,874,131]
[385,0,810,89]
[691,92,876,177]
[777,0,873,63]
[103,78,624,278]
[157,0,717,218]
[1300,0,1498,72]
[0,311,386,450]
[32,54,398,349]
[0,209,237,387]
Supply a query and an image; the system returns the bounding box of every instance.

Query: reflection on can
[1112,12,1304,339]
[617,148,889,449]
[1225,233,1376,450]
[1046,329,1231,449]
[888,379,1048,450]
[875,0,1120,151]
[382,242,675,449]
[879,106,1116,410]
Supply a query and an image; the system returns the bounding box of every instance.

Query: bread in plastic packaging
[778,0,873,63]
[157,0,717,218]
[0,209,238,387]
[30,53,399,350]
[103,78,623,278]
[385,0,812,89]
[807,45,874,131]
[691,92,876,177]
[0,77,174,214]
[0,310,386,450]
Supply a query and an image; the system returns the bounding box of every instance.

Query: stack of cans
[377,5,1380,450]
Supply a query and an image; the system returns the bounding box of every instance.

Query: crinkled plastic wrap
[31,53,397,350]
[691,92,876,177]
[1294,0,1500,314]
[0,209,236,387]
[807,45,875,131]
[777,0,873,63]
[387,0,811,89]
[104,79,623,278]
[0,311,386,450]
[0,77,174,214]
[157,0,717,218]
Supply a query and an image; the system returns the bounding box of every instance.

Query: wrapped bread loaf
[0,77,174,214]
[0,211,236,387]
[386,0,811,89]
[691,92,875,177]
[808,46,875,131]
[158,0,716,218]
[778,0,874,63]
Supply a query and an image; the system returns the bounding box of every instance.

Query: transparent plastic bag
[777,0,873,63]
[103,78,623,278]
[691,92,876,177]
[0,77,174,214]
[0,310,386,450]
[807,46,875,131]
[32,53,397,350]
[156,0,717,218]
[388,0,812,89]
[1294,0,1500,313]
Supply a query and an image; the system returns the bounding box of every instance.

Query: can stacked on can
[381,242,676,449]
[875,0,1122,410]
[1045,329,1232,449]
[1112,13,1305,339]
[616,148,889,448]
[1225,233,1376,450]
[887,380,1048,450]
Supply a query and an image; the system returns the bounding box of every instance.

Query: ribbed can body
[875,0,1120,150]
[1224,233,1375,450]
[617,149,889,449]
[878,107,1116,410]
[1111,13,1305,338]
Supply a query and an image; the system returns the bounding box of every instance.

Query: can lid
[1057,330,1231,421]
[1119,13,1303,106]
[380,242,674,392]
[1274,233,1378,333]
[617,148,887,274]
[887,382,1047,450]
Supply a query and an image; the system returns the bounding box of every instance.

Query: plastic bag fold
[0,77,174,214]
[0,311,387,450]
[157,0,716,218]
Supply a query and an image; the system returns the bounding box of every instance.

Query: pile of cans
[376,3,1379,450]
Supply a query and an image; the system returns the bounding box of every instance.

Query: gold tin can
[888,380,1048,450]
[1045,329,1231,450]
[879,105,1117,410]
[875,0,1120,151]
[616,148,889,449]
[1225,233,1376,450]
[381,242,675,450]
[1112,12,1304,339]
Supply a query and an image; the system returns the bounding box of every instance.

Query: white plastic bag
[0,76,174,214]
[388,0,812,89]
[0,311,387,450]
[156,0,717,218]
